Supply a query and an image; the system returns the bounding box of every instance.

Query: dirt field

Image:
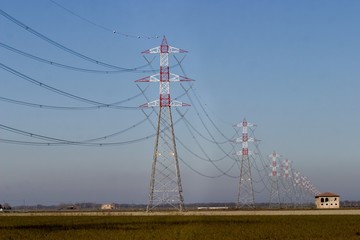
[1,212,360,239]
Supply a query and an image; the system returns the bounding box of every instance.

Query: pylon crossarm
[236,150,253,156]
[142,46,160,54]
[135,74,160,83]
[170,100,190,107]
[140,100,159,108]
[233,137,255,143]
[142,45,187,55]
[136,74,193,83]
[168,46,188,53]
[169,73,194,82]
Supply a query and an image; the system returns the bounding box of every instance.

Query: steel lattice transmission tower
[293,170,302,206]
[234,118,256,209]
[136,36,192,211]
[268,151,281,208]
[281,159,294,207]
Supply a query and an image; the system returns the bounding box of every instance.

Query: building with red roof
[315,192,340,209]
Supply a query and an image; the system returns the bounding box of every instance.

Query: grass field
[0,215,360,240]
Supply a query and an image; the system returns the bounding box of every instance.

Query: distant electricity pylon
[293,170,302,206]
[268,151,281,208]
[136,36,192,211]
[234,118,256,209]
[281,159,294,207]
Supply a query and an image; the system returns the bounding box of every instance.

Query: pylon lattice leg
[237,155,255,208]
[147,107,184,211]
[269,178,281,208]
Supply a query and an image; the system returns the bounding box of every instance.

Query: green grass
[0,215,360,240]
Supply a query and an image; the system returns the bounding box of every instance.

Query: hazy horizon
[1,0,360,206]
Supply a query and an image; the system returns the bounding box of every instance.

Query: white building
[100,203,115,210]
[315,192,340,209]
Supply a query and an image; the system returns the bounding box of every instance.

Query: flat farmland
[1,210,360,240]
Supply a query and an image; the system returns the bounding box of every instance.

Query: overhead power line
[0,111,152,144]
[0,135,153,147]
[0,88,145,110]
[179,155,238,179]
[48,0,159,40]
[0,62,140,109]
[0,105,186,147]
[0,42,153,74]
[0,8,151,71]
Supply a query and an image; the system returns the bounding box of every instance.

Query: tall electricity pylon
[293,170,302,206]
[136,36,192,211]
[269,151,281,208]
[281,159,294,207]
[234,118,255,209]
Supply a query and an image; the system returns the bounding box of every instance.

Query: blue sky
[0,0,359,205]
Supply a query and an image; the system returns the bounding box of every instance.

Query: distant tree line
[4,201,360,211]
[341,201,360,208]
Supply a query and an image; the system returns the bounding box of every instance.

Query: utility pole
[136,36,192,211]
